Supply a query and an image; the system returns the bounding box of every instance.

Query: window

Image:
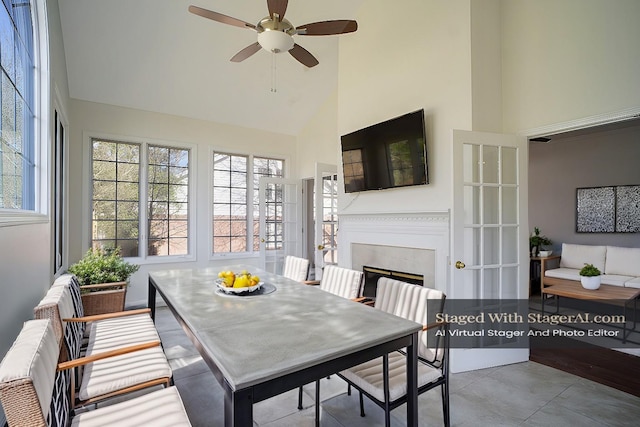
[212,152,283,254]
[91,138,190,258]
[1,0,35,211]
[53,109,65,272]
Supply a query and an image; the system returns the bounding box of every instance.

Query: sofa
[542,243,640,289]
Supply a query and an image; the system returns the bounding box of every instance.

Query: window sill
[0,211,48,227]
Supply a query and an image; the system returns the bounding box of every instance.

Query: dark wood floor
[530,335,640,397]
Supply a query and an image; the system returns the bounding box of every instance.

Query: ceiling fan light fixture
[258,29,294,53]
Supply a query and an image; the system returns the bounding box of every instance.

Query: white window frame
[0,0,49,226]
[82,132,197,265]
[209,146,288,259]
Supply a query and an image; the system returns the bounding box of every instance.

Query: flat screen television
[340,109,428,193]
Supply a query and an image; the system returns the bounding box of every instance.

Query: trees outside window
[212,152,283,255]
[91,139,190,258]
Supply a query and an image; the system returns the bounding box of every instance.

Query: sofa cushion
[604,246,640,277]
[559,244,606,271]
[624,277,640,289]
[544,268,581,281]
[600,274,635,287]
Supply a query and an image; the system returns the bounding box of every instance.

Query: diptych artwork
[576,185,640,233]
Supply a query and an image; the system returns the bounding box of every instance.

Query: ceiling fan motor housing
[257,17,295,53]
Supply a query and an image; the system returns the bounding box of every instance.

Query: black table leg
[406,331,418,426]
[148,278,157,321]
[224,385,252,427]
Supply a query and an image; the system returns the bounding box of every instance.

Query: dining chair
[297,265,364,425]
[338,277,450,427]
[282,255,311,282]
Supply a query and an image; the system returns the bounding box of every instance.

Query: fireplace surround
[339,211,449,293]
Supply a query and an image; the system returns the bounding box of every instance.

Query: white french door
[450,130,529,372]
[259,177,302,275]
[314,163,338,281]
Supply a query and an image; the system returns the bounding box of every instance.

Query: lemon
[233,275,251,288]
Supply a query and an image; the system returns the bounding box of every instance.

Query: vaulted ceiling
[58,0,363,136]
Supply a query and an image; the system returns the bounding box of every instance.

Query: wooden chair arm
[63,308,151,323]
[422,321,447,331]
[303,280,320,286]
[351,297,375,306]
[57,341,161,371]
[80,281,127,291]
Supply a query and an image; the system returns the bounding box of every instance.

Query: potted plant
[579,263,601,290]
[68,247,139,315]
[529,227,552,257]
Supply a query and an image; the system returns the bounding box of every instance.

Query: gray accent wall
[529,124,640,251]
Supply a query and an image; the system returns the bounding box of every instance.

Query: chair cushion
[559,244,606,271]
[0,319,59,422]
[605,246,640,277]
[320,265,363,299]
[340,351,442,403]
[71,386,191,427]
[78,346,172,401]
[85,314,159,355]
[34,285,84,361]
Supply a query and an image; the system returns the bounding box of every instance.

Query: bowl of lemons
[216,270,262,294]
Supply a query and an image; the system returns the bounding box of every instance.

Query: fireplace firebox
[362,266,424,298]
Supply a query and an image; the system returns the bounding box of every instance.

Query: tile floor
[154,306,640,427]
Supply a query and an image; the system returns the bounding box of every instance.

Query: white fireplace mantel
[338,211,450,293]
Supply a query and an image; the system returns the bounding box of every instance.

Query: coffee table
[541,277,640,342]
[148,266,422,427]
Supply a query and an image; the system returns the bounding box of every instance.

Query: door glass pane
[483,227,499,265]
[463,227,481,265]
[502,147,517,184]
[483,268,500,298]
[483,186,499,224]
[502,186,517,224]
[482,145,499,184]
[463,185,480,224]
[502,266,519,299]
[463,144,480,183]
[462,268,481,299]
[502,226,518,264]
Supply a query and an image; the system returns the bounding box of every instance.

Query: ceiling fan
[189,0,358,68]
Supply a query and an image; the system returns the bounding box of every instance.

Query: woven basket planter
[81,282,127,315]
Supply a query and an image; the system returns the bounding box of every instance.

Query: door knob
[317,245,325,250]
[455,261,466,269]
[261,238,265,243]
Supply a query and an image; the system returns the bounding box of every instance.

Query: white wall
[501,0,640,133]
[337,0,473,214]
[296,89,340,179]
[68,100,297,306]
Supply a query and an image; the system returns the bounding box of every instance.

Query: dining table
[148,266,422,427]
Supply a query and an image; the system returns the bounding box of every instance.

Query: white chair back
[375,277,445,362]
[282,255,310,282]
[319,265,363,299]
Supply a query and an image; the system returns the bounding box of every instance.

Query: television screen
[340,109,428,193]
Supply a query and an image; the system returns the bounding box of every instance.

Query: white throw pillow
[559,243,606,272]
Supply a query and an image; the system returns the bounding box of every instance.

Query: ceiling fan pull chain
[271,52,278,93]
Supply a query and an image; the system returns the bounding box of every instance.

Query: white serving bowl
[539,250,553,257]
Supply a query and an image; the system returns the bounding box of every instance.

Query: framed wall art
[576,185,640,233]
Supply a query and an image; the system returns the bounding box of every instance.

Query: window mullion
[140,143,149,259]
[247,155,255,254]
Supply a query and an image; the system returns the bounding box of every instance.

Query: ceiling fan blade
[188,5,256,30]
[296,20,358,36]
[230,42,262,62]
[267,0,288,20]
[289,44,319,68]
